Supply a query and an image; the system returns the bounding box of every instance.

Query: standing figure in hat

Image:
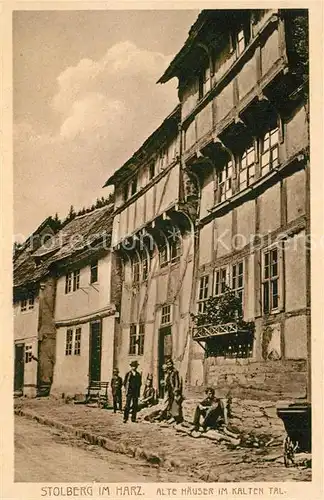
[164,359,182,420]
[138,374,157,411]
[123,360,142,423]
[111,367,123,413]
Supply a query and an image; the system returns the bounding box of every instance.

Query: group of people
[110,359,228,433]
[110,360,157,423]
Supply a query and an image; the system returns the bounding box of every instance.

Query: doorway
[158,326,172,397]
[89,321,102,382]
[14,343,24,392]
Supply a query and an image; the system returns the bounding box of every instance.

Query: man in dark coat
[191,387,228,433]
[123,360,142,423]
[111,367,123,413]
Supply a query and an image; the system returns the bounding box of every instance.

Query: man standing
[164,359,182,420]
[111,367,123,413]
[123,360,142,423]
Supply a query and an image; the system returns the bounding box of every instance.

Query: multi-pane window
[21,296,34,312]
[161,305,172,325]
[236,29,246,56]
[129,324,144,356]
[218,159,233,203]
[73,270,80,291]
[159,241,169,268]
[65,327,82,356]
[199,65,211,99]
[214,268,227,296]
[169,228,181,263]
[261,127,279,176]
[132,257,140,285]
[263,247,280,314]
[65,329,73,355]
[239,144,256,190]
[74,328,82,355]
[232,261,244,306]
[90,261,98,284]
[129,325,137,355]
[25,344,33,363]
[65,273,73,294]
[197,275,210,313]
[140,249,149,281]
[138,324,145,356]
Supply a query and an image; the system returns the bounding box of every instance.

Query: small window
[232,261,244,307]
[141,250,149,281]
[197,275,210,313]
[161,305,172,325]
[214,267,228,297]
[28,296,35,310]
[239,144,256,190]
[25,344,33,363]
[130,176,137,196]
[65,329,73,356]
[132,256,140,285]
[148,162,155,180]
[159,241,169,268]
[73,270,80,291]
[74,328,82,355]
[261,127,279,176]
[198,65,210,100]
[263,247,280,314]
[236,29,246,56]
[129,324,137,355]
[90,261,98,284]
[65,273,72,294]
[138,324,145,356]
[159,146,169,170]
[217,159,233,203]
[169,228,181,263]
[20,299,27,312]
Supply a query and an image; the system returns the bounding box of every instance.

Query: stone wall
[186,359,307,401]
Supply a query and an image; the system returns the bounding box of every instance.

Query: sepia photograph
[5,4,321,493]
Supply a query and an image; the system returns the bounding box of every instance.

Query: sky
[13,9,199,240]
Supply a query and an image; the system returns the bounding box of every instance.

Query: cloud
[14,41,178,237]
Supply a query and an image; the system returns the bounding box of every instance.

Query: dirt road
[14,416,192,482]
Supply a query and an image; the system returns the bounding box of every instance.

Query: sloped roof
[13,205,114,289]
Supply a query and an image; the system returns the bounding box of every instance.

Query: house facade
[105,107,198,390]
[13,218,57,397]
[158,9,310,399]
[45,206,118,397]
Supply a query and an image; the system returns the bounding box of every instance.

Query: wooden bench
[86,381,109,408]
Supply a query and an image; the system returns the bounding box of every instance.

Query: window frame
[213,267,228,297]
[90,261,98,284]
[239,143,256,191]
[65,327,82,356]
[217,158,233,203]
[74,327,82,356]
[73,269,80,292]
[197,275,210,314]
[262,245,281,315]
[65,328,73,356]
[260,127,280,176]
[132,255,140,285]
[161,304,172,325]
[231,261,244,308]
[130,175,137,196]
[25,344,33,364]
[137,324,145,356]
[168,228,182,264]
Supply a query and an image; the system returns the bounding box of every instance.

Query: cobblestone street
[15,398,311,482]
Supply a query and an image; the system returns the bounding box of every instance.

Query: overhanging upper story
[104,106,182,248]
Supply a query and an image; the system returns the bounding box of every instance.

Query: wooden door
[14,343,24,392]
[89,321,102,382]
